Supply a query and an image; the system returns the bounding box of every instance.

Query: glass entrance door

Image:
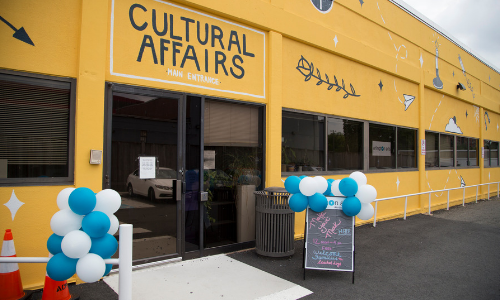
[104,86,263,262]
[106,85,186,263]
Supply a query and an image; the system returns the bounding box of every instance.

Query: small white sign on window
[372,141,392,157]
[139,156,156,179]
[204,151,215,170]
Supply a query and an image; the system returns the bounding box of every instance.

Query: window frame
[0,69,76,186]
[456,136,479,167]
[424,130,480,170]
[281,109,418,175]
[484,140,499,168]
[367,121,419,173]
[327,116,364,172]
[282,110,327,175]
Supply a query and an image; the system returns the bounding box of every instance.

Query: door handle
[173,180,182,201]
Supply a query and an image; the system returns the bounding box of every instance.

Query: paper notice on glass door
[139,156,156,179]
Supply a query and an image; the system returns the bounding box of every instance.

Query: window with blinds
[0,71,75,184]
[204,100,259,147]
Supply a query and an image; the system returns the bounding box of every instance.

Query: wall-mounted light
[457,82,466,91]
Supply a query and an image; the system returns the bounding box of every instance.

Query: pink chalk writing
[309,212,329,229]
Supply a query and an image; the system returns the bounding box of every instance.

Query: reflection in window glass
[282,112,325,172]
[204,100,263,248]
[457,137,478,167]
[397,128,417,168]
[369,124,395,169]
[484,140,491,167]
[440,134,454,167]
[456,137,468,167]
[425,132,439,167]
[469,138,478,166]
[327,118,363,171]
[491,142,499,166]
[485,140,499,167]
[111,90,180,261]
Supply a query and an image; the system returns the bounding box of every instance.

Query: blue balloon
[288,193,308,212]
[46,253,78,281]
[82,211,111,238]
[47,233,64,255]
[342,196,362,216]
[308,193,328,212]
[339,178,358,197]
[299,175,307,179]
[103,262,113,277]
[90,234,118,258]
[325,179,335,196]
[284,176,301,194]
[68,187,96,215]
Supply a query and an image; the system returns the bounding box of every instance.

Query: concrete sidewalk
[26,198,500,299]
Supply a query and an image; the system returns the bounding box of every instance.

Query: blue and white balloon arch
[46,187,122,283]
[284,171,377,220]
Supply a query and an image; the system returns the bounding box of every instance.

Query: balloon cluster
[46,188,122,283]
[284,171,377,220]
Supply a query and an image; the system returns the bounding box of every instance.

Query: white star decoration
[396,177,400,191]
[333,35,338,47]
[419,54,423,68]
[4,190,25,221]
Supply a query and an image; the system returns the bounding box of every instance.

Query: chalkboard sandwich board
[304,196,354,274]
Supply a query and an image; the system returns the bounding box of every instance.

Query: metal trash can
[254,187,295,257]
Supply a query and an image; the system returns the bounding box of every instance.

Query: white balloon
[107,214,119,236]
[357,202,374,220]
[57,188,75,210]
[61,230,91,259]
[94,189,122,214]
[356,184,377,204]
[299,177,317,197]
[349,171,367,187]
[330,180,343,196]
[313,176,328,194]
[76,253,106,283]
[50,209,84,236]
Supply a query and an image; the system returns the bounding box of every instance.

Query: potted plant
[282,139,296,172]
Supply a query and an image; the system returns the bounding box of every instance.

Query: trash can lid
[264,187,288,193]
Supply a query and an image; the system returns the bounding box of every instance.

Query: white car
[126,167,177,201]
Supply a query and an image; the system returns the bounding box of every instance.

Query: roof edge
[390,0,500,75]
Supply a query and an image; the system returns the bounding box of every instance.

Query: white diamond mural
[4,190,25,221]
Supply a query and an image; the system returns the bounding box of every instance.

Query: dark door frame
[103,82,186,264]
[103,83,264,263]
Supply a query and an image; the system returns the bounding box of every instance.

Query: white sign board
[421,139,426,155]
[139,156,156,179]
[204,151,216,170]
[372,141,391,157]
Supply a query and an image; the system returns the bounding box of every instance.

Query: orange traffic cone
[42,254,71,300]
[0,229,24,300]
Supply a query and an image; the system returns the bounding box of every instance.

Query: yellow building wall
[424,88,481,137]
[0,0,81,77]
[0,0,108,289]
[106,0,268,105]
[282,37,419,128]
[1,0,500,289]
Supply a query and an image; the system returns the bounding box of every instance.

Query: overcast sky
[393,0,500,73]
